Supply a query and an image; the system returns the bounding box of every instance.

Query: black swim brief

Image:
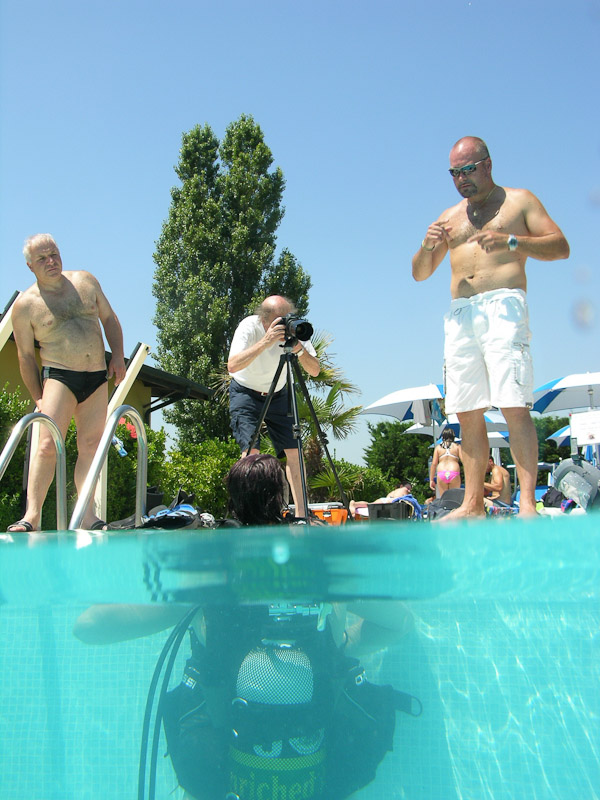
[41,366,107,404]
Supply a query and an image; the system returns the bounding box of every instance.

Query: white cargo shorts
[443,288,534,414]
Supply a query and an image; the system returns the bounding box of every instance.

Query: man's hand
[467,230,511,253]
[263,316,287,346]
[422,219,451,250]
[108,356,127,386]
[413,219,451,282]
[228,315,288,374]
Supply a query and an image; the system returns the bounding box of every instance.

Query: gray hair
[23,233,58,263]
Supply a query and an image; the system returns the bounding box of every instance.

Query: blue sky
[1,0,599,463]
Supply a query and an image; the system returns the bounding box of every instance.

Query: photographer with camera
[227,296,320,518]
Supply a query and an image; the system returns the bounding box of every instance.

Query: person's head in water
[441,428,456,444]
[226,454,287,525]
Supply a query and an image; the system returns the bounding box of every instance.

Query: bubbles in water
[272,540,290,564]
[571,299,595,331]
[589,188,600,208]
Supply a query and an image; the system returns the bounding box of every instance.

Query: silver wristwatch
[507,234,518,251]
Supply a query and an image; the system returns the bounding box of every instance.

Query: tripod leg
[291,358,350,512]
[284,356,310,520]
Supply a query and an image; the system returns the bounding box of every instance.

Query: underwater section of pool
[0,515,598,800]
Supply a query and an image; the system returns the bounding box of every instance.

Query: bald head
[257,295,296,326]
[450,136,490,162]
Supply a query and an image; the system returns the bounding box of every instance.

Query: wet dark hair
[441,428,456,442]
[226,454,287,525]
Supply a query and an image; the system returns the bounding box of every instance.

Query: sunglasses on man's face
[448,158,488,178]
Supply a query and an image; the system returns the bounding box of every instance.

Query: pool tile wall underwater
[0,516,598,800]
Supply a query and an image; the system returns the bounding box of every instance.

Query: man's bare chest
[32,283,98,337]
[449,203,523,249]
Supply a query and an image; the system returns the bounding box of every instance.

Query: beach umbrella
[487,430,511,448]
[487,430,510,466]
[404,420,461,438]
[547,423,598,464]
[481,409,509,431]
[546,425,571,447]
[533,372,600,414]
[404,409,508,438]
[362,383,444,424]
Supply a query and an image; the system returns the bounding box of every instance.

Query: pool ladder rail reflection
[0,404,147,531]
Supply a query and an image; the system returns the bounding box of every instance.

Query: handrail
[69,405,147,530]
[0,413,67,530]
[94,342,151,521]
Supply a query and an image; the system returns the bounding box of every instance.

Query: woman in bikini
[429,428,462,497]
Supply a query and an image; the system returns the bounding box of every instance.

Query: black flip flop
[7,520,35,532]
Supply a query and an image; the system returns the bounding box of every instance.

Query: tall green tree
[533,415,571,464]
[153,115,311,441]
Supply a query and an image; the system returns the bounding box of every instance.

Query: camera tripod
[246,340,350,524]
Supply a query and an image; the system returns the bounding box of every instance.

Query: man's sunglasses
[448,158,488,178]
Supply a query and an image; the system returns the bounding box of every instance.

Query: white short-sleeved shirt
[228,315,317,393]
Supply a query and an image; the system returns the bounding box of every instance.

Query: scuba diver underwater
[73,456,422,799]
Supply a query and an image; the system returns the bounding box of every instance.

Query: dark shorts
[229,379,296,456]
[41,366,107,404]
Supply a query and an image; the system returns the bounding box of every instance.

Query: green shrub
[103,424,168,522]
[161,437,241,518]
[41,421,169,527]
[352,465,395,501]
[308,459,393,503]
[0,385,31,530]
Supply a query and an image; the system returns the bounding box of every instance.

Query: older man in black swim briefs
[9,233,126,532]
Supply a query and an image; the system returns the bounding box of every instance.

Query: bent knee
[35,439,59,460]
[76,432,103,455]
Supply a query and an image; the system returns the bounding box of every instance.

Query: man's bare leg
[284,447,307,518]
[73,383,109,529]
[440,409,489,520]
[18,380,78,531]
[501,406,538,516]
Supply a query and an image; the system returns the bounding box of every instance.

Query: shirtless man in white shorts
[9,234,126,532]
[412,137,569,518]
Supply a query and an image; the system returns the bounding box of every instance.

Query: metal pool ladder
[0,413,68,530]
[69,404,148,529]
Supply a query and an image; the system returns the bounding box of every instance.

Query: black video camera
[281,313,313,342]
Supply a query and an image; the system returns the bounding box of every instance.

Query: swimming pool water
[0,516,598,799]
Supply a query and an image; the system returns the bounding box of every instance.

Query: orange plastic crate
[311,507,348,525]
